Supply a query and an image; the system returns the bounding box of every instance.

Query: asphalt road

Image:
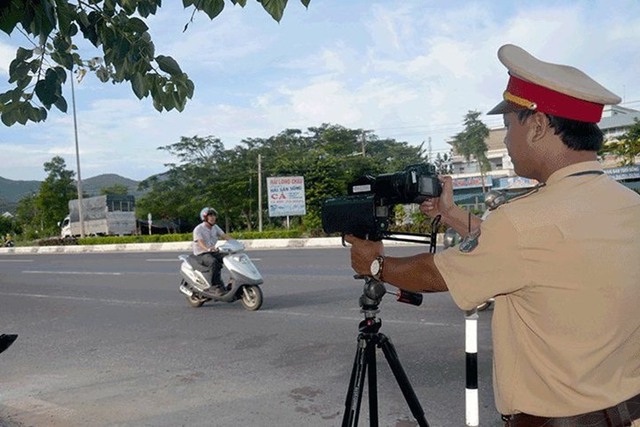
[0,246,500,426]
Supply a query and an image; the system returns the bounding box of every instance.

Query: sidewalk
[0,235,442,255]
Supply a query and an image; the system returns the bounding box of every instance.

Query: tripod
[342,278,429,427]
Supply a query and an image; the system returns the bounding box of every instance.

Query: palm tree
[450,111,491,193]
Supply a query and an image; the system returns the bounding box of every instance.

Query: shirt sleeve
[193,226,201,242]
[434,208,526,310]
[214,225,226,237]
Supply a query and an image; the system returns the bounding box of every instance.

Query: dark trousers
[194,252,225,288]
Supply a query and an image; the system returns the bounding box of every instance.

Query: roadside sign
[267,176,306,217]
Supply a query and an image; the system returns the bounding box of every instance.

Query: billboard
[267,176,306,217]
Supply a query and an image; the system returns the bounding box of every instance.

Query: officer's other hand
[420,176,455,218]
[344,235,384,276]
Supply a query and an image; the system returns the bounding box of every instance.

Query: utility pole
[70,67,85,238]
[258,154,263,232]
[360,129,372,157]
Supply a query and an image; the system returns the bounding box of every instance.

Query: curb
[0,235,443,255]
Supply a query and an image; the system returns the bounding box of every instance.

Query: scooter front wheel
[240,285,263,311]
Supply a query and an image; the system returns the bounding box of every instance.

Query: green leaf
[131,73,147,99]
[35,80,58,107]
[259,0,288,22]
[155,55,182,75]
[27,105,44,122]
[152,92,163,112]
[16,104,30,125]
[8,58,30,84]
[54,96,68,113]
[1,102,18,126]
[54,0,75,39]
[125,17,149,34]
[201,0,225,20]
[16,47,33,61]
[0,2,22,35]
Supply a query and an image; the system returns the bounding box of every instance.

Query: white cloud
[1,0,639,181]
[0,42,15,75]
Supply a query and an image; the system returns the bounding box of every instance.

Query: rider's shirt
[434,161,640,416]
[192,223,226,255]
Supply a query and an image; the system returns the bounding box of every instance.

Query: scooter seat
[186,254,210,272]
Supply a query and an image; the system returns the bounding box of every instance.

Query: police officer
[346,44,640,426]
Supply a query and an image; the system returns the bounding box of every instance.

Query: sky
[1,0,639,182]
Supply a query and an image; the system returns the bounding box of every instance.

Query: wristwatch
[370,256,385,281]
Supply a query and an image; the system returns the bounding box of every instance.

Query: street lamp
[258,154,263,232]
[70,66,85,238]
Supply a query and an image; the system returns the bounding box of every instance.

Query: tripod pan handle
[396,290,423,306]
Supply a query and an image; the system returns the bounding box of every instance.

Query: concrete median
[0,235,442,255]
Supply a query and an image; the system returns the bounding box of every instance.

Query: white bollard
[465,308,479,426]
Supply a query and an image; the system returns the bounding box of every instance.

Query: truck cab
[60,216,72,238]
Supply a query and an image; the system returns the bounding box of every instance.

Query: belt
[502,392,640,427]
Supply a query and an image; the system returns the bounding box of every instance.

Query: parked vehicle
[178,239,264,311]
[60,195,137,238]
[2,234,14,247]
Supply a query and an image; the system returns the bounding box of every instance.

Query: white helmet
[199,207,218,221]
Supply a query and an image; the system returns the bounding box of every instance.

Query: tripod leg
[367,337,378,427]
[342,335,369,427]
[378,334,430,427]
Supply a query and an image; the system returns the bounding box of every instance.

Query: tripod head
[356,276,424,321]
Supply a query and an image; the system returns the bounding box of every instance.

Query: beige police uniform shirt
[434,161,640,417]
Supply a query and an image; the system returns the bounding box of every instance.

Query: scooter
[178,239,264,311]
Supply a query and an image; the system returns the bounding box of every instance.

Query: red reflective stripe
[506,75,604,123]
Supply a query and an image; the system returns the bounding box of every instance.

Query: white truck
[60,195,137,238]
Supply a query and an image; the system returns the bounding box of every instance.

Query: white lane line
[0,259,34,262]
[0,291,460,326]
[146,258,262,262]
[0,291,171,306]
[258,309,459,328]
[23,270,122,276]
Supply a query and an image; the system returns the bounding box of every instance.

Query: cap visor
[487,100,524,115]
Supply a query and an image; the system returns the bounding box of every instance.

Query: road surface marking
[23,270,122,275]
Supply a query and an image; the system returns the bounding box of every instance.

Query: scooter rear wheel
[186,294,207,308]
[240,285,263,311]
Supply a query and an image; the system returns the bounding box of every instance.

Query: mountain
[0,174,145,213]
[79,174,145,198]
[0,177,41,212]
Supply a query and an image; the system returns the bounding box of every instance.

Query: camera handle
[342,277,430,427]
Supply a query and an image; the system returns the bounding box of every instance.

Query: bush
[23,228,313,247]
[37,237,78,246]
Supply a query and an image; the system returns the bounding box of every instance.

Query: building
[447,105,640,210]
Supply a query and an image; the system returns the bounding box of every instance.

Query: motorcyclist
[3,233,14,247]
[192,207,233,296]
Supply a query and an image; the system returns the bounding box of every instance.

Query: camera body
[322,163,442,240]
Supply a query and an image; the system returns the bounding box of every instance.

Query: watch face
[370,259,381,276]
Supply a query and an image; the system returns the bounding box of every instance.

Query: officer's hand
[344,235,384,276]
[420,176,455,218]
